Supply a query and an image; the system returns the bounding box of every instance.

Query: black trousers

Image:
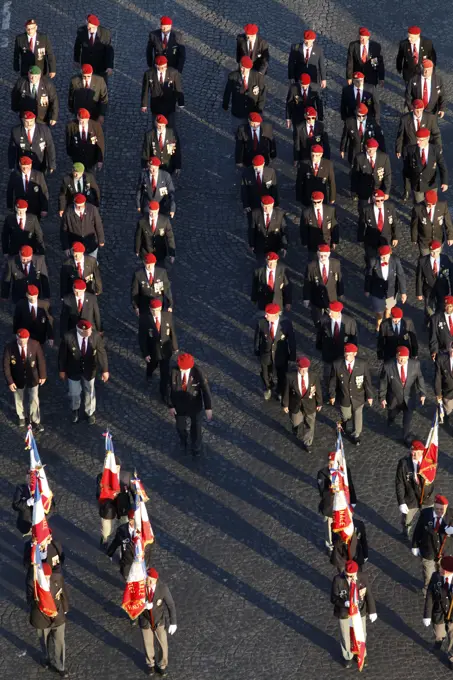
[388,402,413,442]
[260,361,287,395]
[175,411,202,451]
[146,358,170,397]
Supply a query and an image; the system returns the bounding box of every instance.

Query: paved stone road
[0,1,453,678]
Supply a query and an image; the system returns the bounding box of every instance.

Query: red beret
[25,19,37,26]
[148,201,160,211]
[42,562,52,576]
[396,346,410,356]
[77,319,92,330]
[17,328,30,339]
[177,353,195,370]
[150,299,163,309]
[27,284,39,296]
[19,156,32,166]
[344,343,358,353]
[149,157,161,167]
[240,56,253,69]
[435,495,449,506]
[374,189,385,198]
[425,190,438,204]
[22,111,36,120]
[244,23,258,35]
[359,27,371,36]
[378,245,391,256]
[252,155,265,166]
[304,30,316,40]
[345,560,359,574]
[144,253,157,264]
[300,73,311,85]
[155,56,168,66]
[311,144,324,153]
[81,64,93,75]
[249,112,262,123]
[357,103,368,115]
[329,301,343,312]
[305,107,317,117]
[416,128,430,139]
[155,114,168,125]
[391,307,403,319]
[20,245,33,257]
[127,509,135,519]
[441,556,453,572]
[408,26,421,35]
[412,99,425,109]
[430,240,442,250]
[147,567,159,579]
[445,296,453,305]
[87,14,100,26]
[411,440,425,450]
[160,16,172,25]
[266,252,279,261]
[318,244,331,253]
[297,357,311,369]
[422,59,434,68]
[72,242,86,253]
[73,279,87,291]
[16,199,28,209]
[265,303,281,315]
[366,138,379,148]
[353,71,364,79]
[311,191,324,201]
[78,108,90,119]
[261,196,275,206]
[74,193,87,205]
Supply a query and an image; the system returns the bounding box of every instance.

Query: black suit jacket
[254,317,296,366]
[285,84,324,125]
[13,32,56,76]
[296,158,336,206]
[396,455,435,509]
[28,571,69,630]
[60,292,102,337]
[134,215,176,261]
[241,166,279,211]
[139,580,177,630]
[249,207,288,255]
[340,84,380,123]
[58,170,101,212]
[395,111,441,156]
[65,120,105,170]
[282,370,322,413]
[331,572,376,620]
[136,169,176,215]
[96,468,133,520]
[236,34,269,74]
[346,40,385,85]
[6,168,49,216]
[235,123,276,166]
[429,312,453,355]
[13,299,54,344]
[131,266,173,313]
[351,150,391,200]
[59,255,103,298]
[251,262,292,311]
[405,143,448,192]
[1,254,49,302]
[146,29,186,72]
[317,464,357,517]
[11,75,59,124]
[358,203,399,249]
[141,67,184,114]
[331,518,368,571]
[141,128,181,173]
[300,204,338,252]
[222,69,266,118]
[288,42,326,84]
[396,37,436,82]
[365,254,406,299]
[435,353,453,399]
[3,338,46,389]
[425,573,453,624]
[2,213,45,256]
[138,311,178,362]
[316,313,358,363]
[379,358,426,409]
[8,123,56,173]
[68,74,108,119]
[329,357,374,408]
[411,202,453,248]
[58,329,108,380]
[303,258,344,309]
[73,25,114,74]
[294,121,330,162]
[416,254,453,303]
[340,116,386,166]
[413,507,453,561]
[167,364,212,415]
[405,73,445,115]
[377,317,418,361]
[60,204,105,253]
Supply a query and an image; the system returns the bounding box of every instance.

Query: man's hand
[283,406,289,413]
[97,162,103,170]
[8,383,17,392]
[412,547,420,557]
[329,397,335,405]
[205,409,213,421]
[399,503,409,514]
[347,79,352,85]
[281,249,287,258]
[423,618,431,627]
[367,398,373,406]
[145,356,151,363]
[106,68,113,76]
[170,211,175,218]
[47,339,54,347]
[379,80,385,88]
[168,624,177,635]
[101,372,109,383]
[396,152,401,159]
[141,107,147,113]
[99,242,105,248]
[316,405,322,412]
[439,111,445,119]
[49,120,57,126]
[168,307,173,312]
[169,407,176,417]
[169,256,175,264]
[321,80,326,89]
[369,613,378,623]
[432,353,437,361]
[286,119,291,129]
[420,396,426,405]
[59,372,66,380]
[417,295,423,301]
[41,211,48,218]
[49,72,56,78]
[381,399,387,408]
[340,151,345,159]
[98,116,105,125]
[285,304,291,311]
[344,600,350,608]
[364,291,370,297]
[441,184,448,192]
[26,497,34,507]
[236,163,243,169]
[401,294,407,304]
[38,378,46,386]
[134,308,140,317]
[392,240,398,247]
[384,194,389,200]
[303,300,310,308]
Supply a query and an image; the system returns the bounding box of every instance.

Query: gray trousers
[340,404,364,437]
[38,624,65,671]
[13,385,40,423]
[324,515,333,548]
[142,624,169,669]
[442,398,453,416]
[414,190,433,204]
[339,616,367,660]
[422,558,438,594]
[101,515,128,542]
[401,507,419,533]
[290,409,316,445]
[434,621,453,658]
[68,377,96,415]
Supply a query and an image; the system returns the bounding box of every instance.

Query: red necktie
[303,88,307,104]
[413,44,418,64]
[249,42,253,58]
[182,373,187,391]
[435,517,440,532]
[85,79,90,89]
[370,157,375,170]
[31,306,36,320]
[163,35,168,49]
[313,163,319,176]
[415,118,419,131]
[400,364,406,385]
[77,299,83,313]
[445,577,450,592]
[308,125,314,137]
[256,172,262,188]
[305,49,309,63]
[21,348,26,362]
[19,219,24,231]
[159,133,164,151]
[152,177,157,193]
[82,128,87,142]
[151,219,156,233]
[80,212,84,221]
[23,264,29,275]
[334,322,340,341]
[361,45,367,63]
[253,131,258,150]
[25,175,29,191]
[359,121,364,137]
[27,130,32,144]
[81,338,87,355]
[377,208,384,232]
[301,377,307,397]
[148,272,154,285]
[155,317,161,333]
[268,270,274,289]
[317,209,322,228]
[433,259,438,276]
[449,316,453,336]
[348,363,353,374]
[421,148,427,167]
[423,79,429,108]
[243,77,248,90]
[356,89,361,108]
[265,213,270,229]
[77,262,83,278]
[160,73,164,85]
[90,33,95,46]
[322,264,328,284]
[270,323,275,340]
[29,37,34,52]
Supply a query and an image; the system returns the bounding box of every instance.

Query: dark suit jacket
[58,329,108,380]
[317,464,357,517]
[241,166,279,211]
[13,299,54,344]
[106,523,152,579]
[379,358,426,409]
[11,75,59,124]
[316,313,358,363]
[3,338,46,388]
[411,202,453,248]
[365,255,406,299]
[58,170,101,212]
[96,468,132,520]
[282,370,322,413]
[435,353,453,399]
[235,122,276,166]
[296,158,336,206]
[8,123,56,173]
[146,29,186,72]
[60,204,105,253]
[395,111,441,156]
[141,128,181,173]
[429,312,453,355]
[377,317,418,361]
[222,69,266,118]
[134,215,176,261]
[340,84,380,123]
[248,207,288,255]
[329,357,374,408]
[288,42,326,84]
[1,254,50,302]
[138,310,178,362]
[131,266,173,313]
[285,83,324,125]
[303,258,343,309]
[416,254,453,303]
[346,39,385,85]
[425,572,453,624]
[236,34,269,74]
[59,255,103,298]
[141,67,184,114]
[396,455,435,509]
[28,571,69,630]
[340,116,386,166]
[331,518,368,571]
[358,202,399,249]
[294,121,330,162]
[405,73,445,115]
[396,37,436,82]
[24,538,64,573]
[331,572,376,619]
[251,262,292,311]
[2,213,45,256]
[60,292,102,337]
[14,32,56,76]
[73,25,114,74]
[65,120,105,170]
[254,317,296,367]
[405,143,448,192]
[167,364,212,415]
[351,150,391,199]
[300,204,338,252]
[6,168,49,215]
[413,507,453,561]
[139,580,177,630]
[136,169,176,215]
[68,74,108,119]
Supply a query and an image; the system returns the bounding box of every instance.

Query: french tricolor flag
[121,535,147,620]
[99,431,120,502]
[133,495,154,548]
[32,479,51,545]
[31,543,57,618]
[26,427,53,513]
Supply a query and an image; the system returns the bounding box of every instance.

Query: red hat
[425,190,438,204]
[149,157,161,167]
[81,64,93,75]
[391,307,403,319]
[77,319,92,330]
[261,196,275,206]
[344,343,358,353]
[265,303,281,315]
[297,357,311,369]
[366,138,379,148]
[147,567,159,579]
[304,30,316,40]
[411,440,425,451]
[318,244,331,253]
[27,284,39,296]
[19,156,32,166]
[416,128,430,139]
[155,56,168,66]
[359,27,371,36]
[73,279,87,291]
[72,242,86,253]
[305,107,317,117]
[177,353,195,370]
[311,191,324,201]
[445,296,453,305]
[42,562,52,576]
[266,252,279,261]
[374,189,385,198]
[127,509,135,519]
[160,16,172,25]
[396,346,409,357]
[74,193,87,205]
[311,144,324,153]
[244,23,259,35]
[249,112,263,123]
[252,155,265,166]
[300,73,311,85]
[150,299,163,309]
[435,495,449,506]
[430,240,442,250]
[25,19,37,26]
[329,301,343,312]
[412,99,425,109]
[78,108,90,119]
[87,14,100,26]
[345,560,359,574]
[422,59,434,68]
[240,56,253,69]
[155,114,168,125]
[357,103,368,115]
[16,329,30,339]
[20,245,33,257]
[144,253,157,264]
[378,245,391,256]
[441,556,453,572]
[16,199,28,209]
[353,71,364,79]
[22,111,36,120]
[149,201,160,211]
[408,26,421,35]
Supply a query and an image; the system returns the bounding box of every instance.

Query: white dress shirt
[180,368,191,384]
[420,145,429,164]
[319,260,329,278]
[421,76,432,102]
[357,115,367,131]
[250,125,260,141]
[17,341,28,354]
[22,172,30,190]
[354,86,363,101]
[380,259,389,281]
[298,372,307,394]
[331,315,342,335]
[430,255,440,272]
[29,302,38,316]
[345,359,355,373]
[266,267,275,286]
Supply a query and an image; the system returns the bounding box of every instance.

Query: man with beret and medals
[296,144,336,207]
[424,555,453,667]
[223,56,266,134]
[416,240,453,324]
[411,190,453,257]
[248,195,287,261]
[14,18,56,78]
[68,65,108,123]
[141,55,184,130]
[405,59,444,117]
[288,29,326,89]
[146,15,186,73]
[316,301,358,392]
[235,112,277,168]
[358,189,399,267]
[73,14,114,80]
[8,110,56,174]
[377,306,418,362]
[139,567,177,677]
[317,451,357,553]
[141,115,181,176]
[254,303,296,402]
[396,440,435,539]
[429,296,453,361]
[236,23,269,75]
[404,127,448,204]
[396,26,436,84]
[282,356,322,452]
[65,109,105,172]
[58,163,101,216]
[300,190,338,258]
[435,340,453,430]
[251,251,292,313]
[293,107,330,164]
[139,298,178,401]
[7,155,49,219]
[413,494,453,595]
[304,244,344,327]
[364,244,407,332]
[11,65,58,126]
[346,27,385,91]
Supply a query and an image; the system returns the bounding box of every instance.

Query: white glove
[399,503,409,514]
[351,504,356,508]
[145,602,153,610]
[369,613,377,623]
[423,618,431,627]
[364,557,369,563]
[412,548,420,557]
[445,526,453,535]
[26,497,34,507]
[344,600,350,607]
[168,624,177,635]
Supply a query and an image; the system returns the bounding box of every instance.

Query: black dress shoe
[18,417,26,428]
[352,436,361,447]
[342,659,353,668]
[88,414,96,425]
[432,640,443,651]
[40,658,50,669]
[72,409,79,423]
[156,668,168,677]
[147,669,156,676]
[32,422,44,433]
[58,671,69,678]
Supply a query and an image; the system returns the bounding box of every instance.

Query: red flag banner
[419,411,439,485]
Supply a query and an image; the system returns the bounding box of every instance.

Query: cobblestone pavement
[0,1,453,679]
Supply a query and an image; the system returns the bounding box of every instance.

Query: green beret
[28,65,41,75]
[73,163,85,173]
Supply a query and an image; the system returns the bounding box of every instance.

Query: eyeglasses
[306,117,316,121]
[374,198,384,203]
